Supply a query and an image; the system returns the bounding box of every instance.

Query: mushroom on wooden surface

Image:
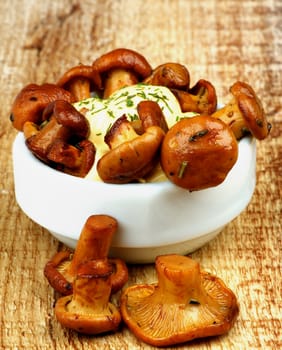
[55,259,122,335]
[92,48,152,98]
[160,115,238,191]
[212,81,271,140]
[44,214,128,295]
[120,254,239,347]
[10,83,74,131]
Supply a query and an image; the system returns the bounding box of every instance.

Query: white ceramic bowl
[13,132,256,263]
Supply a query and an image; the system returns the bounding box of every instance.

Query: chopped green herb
[91,106,107,114]
[126,97,134,107]
[128,113,139,121]
[107,110,115,118]
[106,123,113,134]
[137,90,147,99]
[77,100,90,106]
[178,161,188,178]
[148,92,173,113]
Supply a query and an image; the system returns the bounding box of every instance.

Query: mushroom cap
[42,99,91,139]
[56,64,102,90]
[92,48,152,80]
[120,254,239,347]
[10,83,74,131]
[230,81,270,140]
[161,115,238,191]
[97,125,165,183]
[55,295,121,334]
[143,62,190,90]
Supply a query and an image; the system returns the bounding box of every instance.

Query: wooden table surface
[0,1,281,349]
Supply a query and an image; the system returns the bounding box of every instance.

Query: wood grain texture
[0,0,281,349]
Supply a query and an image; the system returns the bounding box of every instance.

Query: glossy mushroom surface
[161,115,238,191]
[120,254,239,347]
[93,48,152,98]
[143,62,190,90]
[97,115,165,184]
[212,81,271,140]
[24,99,95,177]
[56,64,102,101]
[171,79,217,115]
[10,83,74,131]
[55,259,122,334]
[44,214,128,295]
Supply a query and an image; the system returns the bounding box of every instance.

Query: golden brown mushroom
[92,48,152,98]
[136,100,168,133]
[56,64,102,102]
[160,115,238,191]
[55,259,122,335]
[97,115,165,183]
[120,254,239,347]
[24,99,95,177]
[143,62,190,90]
[44,214,128,295]
[10,83,74,131]
[212,81,271,140]
[171,79,217,114]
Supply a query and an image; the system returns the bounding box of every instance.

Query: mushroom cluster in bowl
[11,48,271,263]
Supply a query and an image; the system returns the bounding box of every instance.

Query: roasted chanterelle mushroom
[23,99,95,177]
[97,109,165,184]
[92,48,152,98]
[44,214,128,295]
[9,48,271,184]
[120,254,239,347]
[212,81,271,140]
[10,83,74,131]
[161,115,238,191]
[55,259,122,334]
[171,78,218,115]
[56,64,102,102]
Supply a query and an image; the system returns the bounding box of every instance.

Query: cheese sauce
[74,84,196,181]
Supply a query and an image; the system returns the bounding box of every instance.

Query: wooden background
[0,0,281,349]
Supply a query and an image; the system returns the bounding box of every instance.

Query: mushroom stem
[55,259,122,334]
[212,98,250,139]
[156,255,201,305]
[44,214,128,296]
[67,215,118,277]
[103,68,138,98]
[67,260,113,315]
[68,78,91,101]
